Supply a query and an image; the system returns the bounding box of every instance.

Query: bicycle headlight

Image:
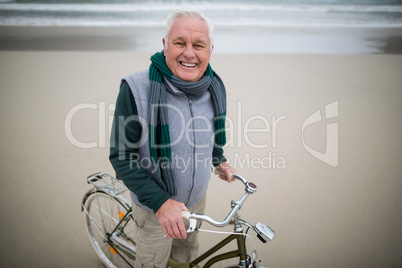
[255,222,275,243]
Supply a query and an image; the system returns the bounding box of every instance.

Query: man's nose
[183,44,195,58]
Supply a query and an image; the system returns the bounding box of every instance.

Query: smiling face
[163,16,213,83]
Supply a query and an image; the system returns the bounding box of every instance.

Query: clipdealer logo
[64,100,339,168]
[301,101,339,167]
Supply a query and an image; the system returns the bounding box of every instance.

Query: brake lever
[187,218,197,233]
[181,211,197,233]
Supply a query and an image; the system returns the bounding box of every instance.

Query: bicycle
[81,171,275,268]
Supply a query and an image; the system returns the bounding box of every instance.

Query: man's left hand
[215,162,236,183]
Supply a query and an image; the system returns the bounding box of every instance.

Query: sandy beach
[1,27,402,267]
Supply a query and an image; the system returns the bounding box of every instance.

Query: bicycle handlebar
[182,173,257,227]
[214,170,257,193]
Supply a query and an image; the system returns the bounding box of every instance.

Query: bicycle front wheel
[83,191,136,268]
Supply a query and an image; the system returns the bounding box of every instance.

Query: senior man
[110,9,235,266]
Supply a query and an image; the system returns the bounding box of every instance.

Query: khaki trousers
[133,196,206,268]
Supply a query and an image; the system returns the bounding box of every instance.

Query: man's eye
[175,42,185,46]
[194,44,204,49]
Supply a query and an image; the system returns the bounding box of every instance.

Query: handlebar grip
[215,170,249,186]
[214,169,233,178]
[181,211,191,220]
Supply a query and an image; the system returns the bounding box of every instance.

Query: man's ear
[209,44,214,60]
[162,38,167,56]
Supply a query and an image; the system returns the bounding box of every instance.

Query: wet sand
[1,25,402,54]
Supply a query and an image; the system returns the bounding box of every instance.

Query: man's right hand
[156,199,188,239]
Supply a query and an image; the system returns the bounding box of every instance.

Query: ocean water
[1,0,402,28]
[1,0,402,53]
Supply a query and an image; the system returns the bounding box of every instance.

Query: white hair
[164,10,214,50]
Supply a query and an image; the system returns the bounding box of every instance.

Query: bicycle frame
[167,233,248,268]
[108,207,136,261]
[106,210,250,267]
[82,172,274,268]
[86,197,249,268]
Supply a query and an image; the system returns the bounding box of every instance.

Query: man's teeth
[181,62,196,67]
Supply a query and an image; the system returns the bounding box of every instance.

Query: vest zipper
[185,97,196,207]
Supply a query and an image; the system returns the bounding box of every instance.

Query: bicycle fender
[81,189,97,212]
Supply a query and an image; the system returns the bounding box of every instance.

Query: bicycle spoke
[83,192,136,267]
